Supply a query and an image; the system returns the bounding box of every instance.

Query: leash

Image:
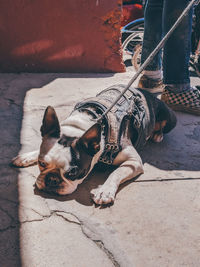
[97,0,197,123]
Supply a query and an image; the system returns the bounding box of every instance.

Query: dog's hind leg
[91,146,144,205]
[151,100,177,143]
[11,150,39,167]
[151,120,167,143]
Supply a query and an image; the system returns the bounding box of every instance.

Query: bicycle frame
[121,18,144,34]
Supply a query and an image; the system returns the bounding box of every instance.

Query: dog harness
[74,84,151,165]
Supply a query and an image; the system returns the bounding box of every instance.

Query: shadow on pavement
[0,74,61,266]
[1,73,118,265]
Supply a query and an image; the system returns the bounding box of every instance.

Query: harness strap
[75,97,121,164]
[74,85,148,164]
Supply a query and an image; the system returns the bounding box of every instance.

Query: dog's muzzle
[45,172,62,188]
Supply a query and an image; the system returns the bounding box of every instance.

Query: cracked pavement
[0,71,200,267]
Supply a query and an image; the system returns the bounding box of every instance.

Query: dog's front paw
[90,184,117,205]
[11,151,38,167]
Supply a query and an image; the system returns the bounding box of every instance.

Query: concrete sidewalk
[0,71,200,267]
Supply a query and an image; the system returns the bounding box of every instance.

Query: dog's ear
[40,106,60,138]
[78,123,101,156]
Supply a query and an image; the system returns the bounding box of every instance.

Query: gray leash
[97,0,197,122]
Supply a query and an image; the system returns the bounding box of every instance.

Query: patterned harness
[74,84,151,165]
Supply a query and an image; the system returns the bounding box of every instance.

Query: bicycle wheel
[122,21,144,66]
[131,43,142,71]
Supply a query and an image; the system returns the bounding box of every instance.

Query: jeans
[141,0,193,88]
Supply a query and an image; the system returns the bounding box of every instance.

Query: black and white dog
[12,85,176,205]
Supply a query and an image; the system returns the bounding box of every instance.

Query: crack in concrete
[55,212,81,225]
[52,209,122,267]
[4,97,21,107]
[20,197,131,267]
[0,201,18,232]
[136,177,200,183]
[94,240,120,267]
[0,197,51,232]
[0,215,16,232]
[20,212,53,225]
[49,208,132,267]
[0,205,15,221]
[0,196,132,266]
[0,197,19,204]
[0,224,18,233]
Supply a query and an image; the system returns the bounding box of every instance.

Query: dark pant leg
[141,0,163,70]
[163,0,193,85]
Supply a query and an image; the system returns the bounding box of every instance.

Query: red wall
[0,0,125,72]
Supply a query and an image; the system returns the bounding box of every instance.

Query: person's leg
[141,0,163,71]
[138,0,164,92]
[161,0,200,115]
[162,0,193,91]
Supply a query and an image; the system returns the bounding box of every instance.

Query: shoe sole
[141,88,163,94]
[140,87,164,94]
[167,104,200,116]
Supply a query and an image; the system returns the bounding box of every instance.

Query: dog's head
[35,106,101,195]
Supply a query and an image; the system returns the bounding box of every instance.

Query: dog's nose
[45,173,61,187]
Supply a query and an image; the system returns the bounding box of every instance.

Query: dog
[12,84,176,205]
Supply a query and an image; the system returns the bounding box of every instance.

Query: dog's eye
[38,161,47,168]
